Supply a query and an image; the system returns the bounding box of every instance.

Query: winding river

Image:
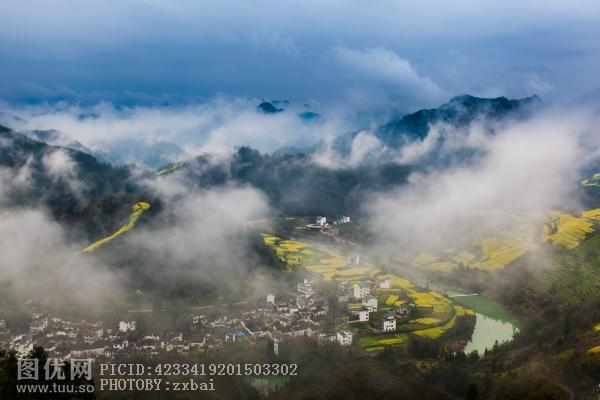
[449,293,521,355]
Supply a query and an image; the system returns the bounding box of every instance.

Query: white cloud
[313,129,389,168]
[0,97,355,166]
[127,184,270,292]
[367,108,600,251]
[333,47,444,99]
[0,156,35,206]
[41,148,86,197]
[0,209,122,309]
[42,148,76,176]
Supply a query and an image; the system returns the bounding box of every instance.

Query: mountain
[166,147,412,216]
[25,128,105,161]
[377,94,543,145]
[298,111,321,121]
[257,101,283,114]
[0,95,562,234]
[148,95,553,215]
[96,139,187,168]
[331,95,544,156]
[0,125,151,238]
[20,128,186,168]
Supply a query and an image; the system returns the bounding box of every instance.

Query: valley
[2,1,600,397]
[1,96,599,399]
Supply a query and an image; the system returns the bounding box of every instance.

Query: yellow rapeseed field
[588,346,600,354]
[544,212,594,249]
[81,202,150,253]
[581,208,600,221]
[473,236,535,270]
[412,318,441,325]
[412,252,439,265]
[155,162,184,176]
[414,309,461,339]
[430,262,458,271]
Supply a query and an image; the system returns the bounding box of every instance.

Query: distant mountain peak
[447,94,482,104]
[378,94,544,142]
[444,94,542,109]
[257,101,283,114]
[330,94,545,159]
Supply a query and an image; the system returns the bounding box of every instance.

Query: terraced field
[473,236,536,270]
[261,234,475,350]
[357,333,408,351]
[543,212,596,249]
[407,209,600,272]
[81,202,150,253]
[534,232,600,307]
[262,234,375,281]
[413,305,474,339]
[410,234,535,272]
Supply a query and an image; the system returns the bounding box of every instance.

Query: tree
[0,349,19,400]
[378,346,396,368]
[466,382,479,400]
[468,350,480,363]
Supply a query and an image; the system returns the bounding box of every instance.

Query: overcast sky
[1,0,599,111]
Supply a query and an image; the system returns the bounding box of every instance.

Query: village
[0,258,418,360]
[0,216,476,361]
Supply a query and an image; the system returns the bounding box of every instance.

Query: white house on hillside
[336,331,353,346]
[353,282,370,299]
[29,319,47,334]
[381,314,396,332]
[357,307,369,322]
[379,279,391,289]
[297,279,315,297]
[118,321,137,333]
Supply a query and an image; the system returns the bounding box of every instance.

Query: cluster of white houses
[1,258,414,357]
[335,275,414,345]
[0,312,145,359]
[333,278,408,346]
[306,216,351,229]
[0,279,330,360]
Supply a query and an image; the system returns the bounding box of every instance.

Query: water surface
[453,294,520,355]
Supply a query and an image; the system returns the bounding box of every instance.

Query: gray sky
[1,0,599,110]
